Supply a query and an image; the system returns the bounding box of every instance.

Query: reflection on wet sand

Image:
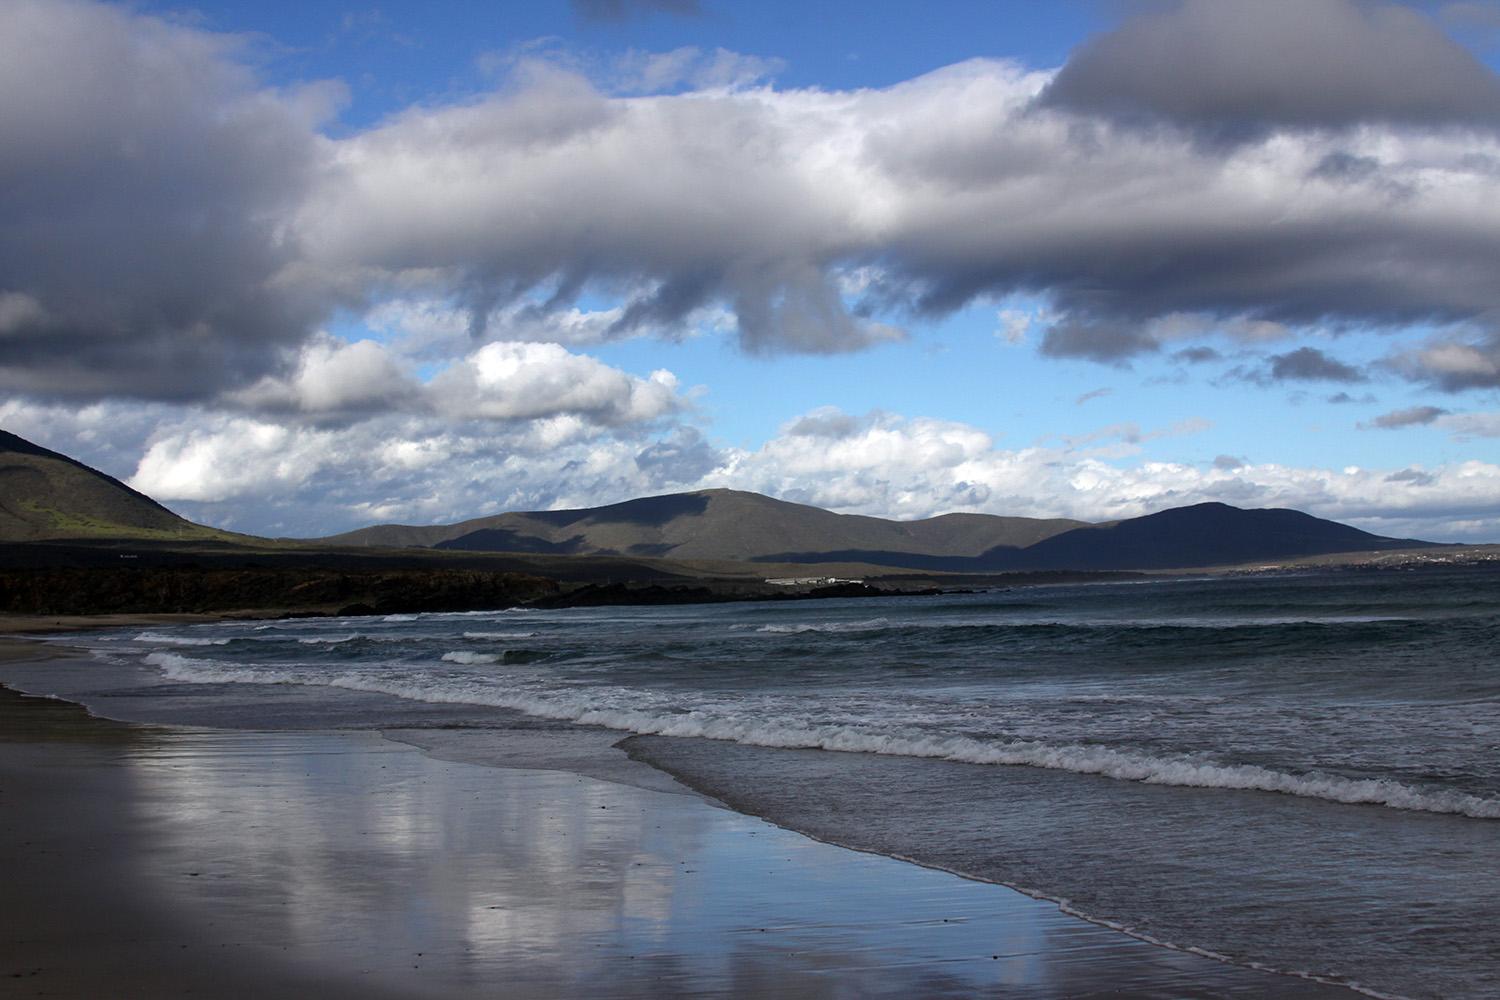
[115,727,1355,998]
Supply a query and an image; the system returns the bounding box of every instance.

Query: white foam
[134,632,230,646]
[297,635,358,645]
[440,651,502,665]
[461,631,538,640]
[755,618,891,634]
[382,614,420,622]
[140,651,1500,820]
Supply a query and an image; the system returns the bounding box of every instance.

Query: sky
[4,0,1500,541]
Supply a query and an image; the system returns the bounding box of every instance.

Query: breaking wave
[133,632,230,646]
[141,651,1500,820]
[748,618,892,634]
[440,651,502,665]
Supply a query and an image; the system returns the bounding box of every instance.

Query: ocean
[17,565,1500,1000]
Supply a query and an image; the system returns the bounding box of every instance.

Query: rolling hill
[323,489,1092,562]
[323,487,1437,571]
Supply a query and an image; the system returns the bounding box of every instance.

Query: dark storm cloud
[571,0,701,22]
[1039,0,1500,138]
[0,0,335,401]
[1267,347,1367,383]
[11,1,1500,405]
[1367,405,1450,428]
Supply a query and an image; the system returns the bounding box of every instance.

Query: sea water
[24,565,1500,999]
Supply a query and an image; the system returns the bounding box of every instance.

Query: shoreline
[1,636,1367,999]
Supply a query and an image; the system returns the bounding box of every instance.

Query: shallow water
[14,564,1500,999]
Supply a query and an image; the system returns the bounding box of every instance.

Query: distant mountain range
[324,485,1438,572]
[1,427,1440,572]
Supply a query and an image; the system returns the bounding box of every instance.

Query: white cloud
[996,308,1033,345]
[228,336,415,415]
[220,334,685,430]
[429,342,681,425]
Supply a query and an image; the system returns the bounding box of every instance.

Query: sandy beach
[0,636,1370,1000]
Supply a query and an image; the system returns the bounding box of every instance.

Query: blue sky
[4,0,1500,539]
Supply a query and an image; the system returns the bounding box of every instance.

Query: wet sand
[1,644,1363,999]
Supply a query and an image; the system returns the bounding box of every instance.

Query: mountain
[0,430,225,543]
[758,502,1436,571]
[322,489,1089,562]
[0,426,1439,571]
[324,489,1437,571]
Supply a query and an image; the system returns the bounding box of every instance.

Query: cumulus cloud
[219,334,684,431]
[428,342,682,425]
[227,337,416,418]
[1041,0,1500,137]
[8,1,1500,396]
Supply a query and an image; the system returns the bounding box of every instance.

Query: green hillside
[0,430,231,543]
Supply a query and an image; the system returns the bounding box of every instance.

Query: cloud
[782,407,864,440]
[227,337,416,418]
[995,308,1034,345]
[1441,2,1500,45]
[1040,0,1500,138]
[0,0,338,401]
[612,47,785,94]
[1389,333,1500,390]
[1386,467,1436,486]
[1173,346,1223,365]
[634,426,725,488]
[1213,455,1246,470]
[1365,405,1450,429]
[1438,411,1500,438]
[1266,347,1367,383]
[9,1,1500,402]
[225,335,685,430]
[1039,320,1160,364]
[1075,388,1112,406]
[428,342,682,425]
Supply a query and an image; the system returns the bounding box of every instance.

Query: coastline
[1,636,1366,999]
